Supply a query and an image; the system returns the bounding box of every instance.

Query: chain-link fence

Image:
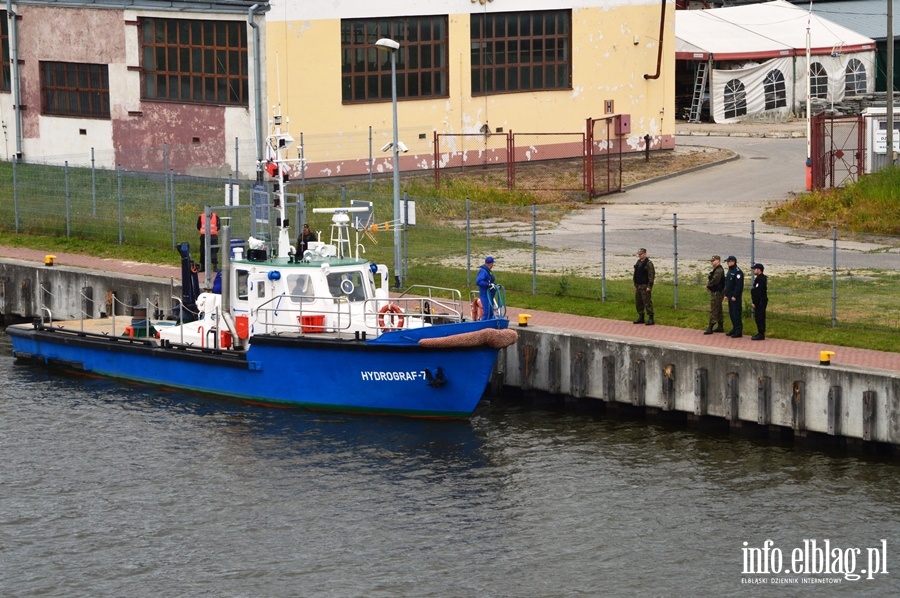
[1,160,897,334]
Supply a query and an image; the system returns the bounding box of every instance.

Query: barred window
[40,61,110,118]
[1,11,10,92]
[723,78,747,119]
[845,58,866,95]
[763,69,786,110]
[341,16,448,103]
[809,62,828,99]
[471,10,571,95]
[141,17,248,105]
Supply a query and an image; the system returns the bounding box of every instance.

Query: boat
[6,117,517,419]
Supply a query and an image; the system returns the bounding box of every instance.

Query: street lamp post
[376,37,402,288]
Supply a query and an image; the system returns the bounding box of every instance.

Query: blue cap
[485,256,494,263]
[726,255,737,262]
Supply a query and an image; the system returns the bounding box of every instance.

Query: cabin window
[287,274,315,303]
[236,270,249,300]
[340,16,449,103]
[327,271,366,302]
[39,61,110,118]
[257,283,265,299]
[140,17,248,106]
[471,10,572,95]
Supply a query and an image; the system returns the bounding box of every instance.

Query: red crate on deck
[298,314,325,333]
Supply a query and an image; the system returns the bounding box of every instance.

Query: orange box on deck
[300,314,325,333]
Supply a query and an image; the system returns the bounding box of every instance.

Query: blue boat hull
[7,319,510,419]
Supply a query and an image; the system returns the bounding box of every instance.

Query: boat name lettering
[360,370,424,382]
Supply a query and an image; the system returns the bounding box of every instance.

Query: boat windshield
[327,271,366,302]
[287,273,315,303]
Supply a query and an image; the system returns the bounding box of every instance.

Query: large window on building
[723,79,747,119]
[141,18,248,105]
[40,61,110,118]
[845,58,867,95]
[1,11,10,92]
[341,16,448,103]
[763,69,786,110]
[471,10,571,95]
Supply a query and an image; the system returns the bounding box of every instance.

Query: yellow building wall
[265,4,674,177]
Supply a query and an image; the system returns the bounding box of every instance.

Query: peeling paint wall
[2,5,257,175]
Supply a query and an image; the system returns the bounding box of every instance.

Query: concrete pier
[496,327,900,447]
[2,254,899,448]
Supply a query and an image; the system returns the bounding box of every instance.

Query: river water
[1,334,898,597]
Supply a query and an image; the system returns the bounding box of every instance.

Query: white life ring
[378,303,405,332]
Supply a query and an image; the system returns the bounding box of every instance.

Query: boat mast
[267,105,297,259]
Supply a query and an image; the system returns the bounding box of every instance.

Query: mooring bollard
[819,350,835,366]
[518,313,531,327]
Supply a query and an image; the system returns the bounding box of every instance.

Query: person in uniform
[750,263,768,340]
[476,256,497,320]
[723,255,744,337]
[196,211,219,272]
[632,248,655,325]
[704,255,725,334]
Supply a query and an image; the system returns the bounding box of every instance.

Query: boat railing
[374,296,463,328]
[395,285,465,323]
[253,293,355,335]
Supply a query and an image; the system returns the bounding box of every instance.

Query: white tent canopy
[676,0,876,123]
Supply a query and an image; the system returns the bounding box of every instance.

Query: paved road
[509,136,898,275]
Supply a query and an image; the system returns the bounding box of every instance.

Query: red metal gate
[586,116,623,197]
[811,112,865,190]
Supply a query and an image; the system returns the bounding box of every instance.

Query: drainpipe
[248,3,264,182]
[644,0,667,80]
[7,0,23,159]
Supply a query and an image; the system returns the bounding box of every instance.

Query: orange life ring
[471,297,483,321]
[378,303,405,331]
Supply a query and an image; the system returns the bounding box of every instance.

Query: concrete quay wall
[0,260,178,322]
[496,328,900,447]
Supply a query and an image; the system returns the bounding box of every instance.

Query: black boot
[633,316,645,324]
[713,324,725,333]
[645,317,655,326]
[703,325,714,335]
[751,334,765,341]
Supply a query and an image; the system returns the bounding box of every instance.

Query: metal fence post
[673,212,678,309]
[466,197,471,288]
[12,156,19,232]
[832,226,838,328]
[300,132,306,190]
[403,191,409,279]
[65,161,71,238]
[532,204,537,295]
[601,207,606,302]
[117,165,124,245]
[170,169,177,250]
[91,148,97,216]
[164,143,170,210]
[369,125,374,190]
[234,136,240,180]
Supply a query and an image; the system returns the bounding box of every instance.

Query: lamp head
[375,38,400,51]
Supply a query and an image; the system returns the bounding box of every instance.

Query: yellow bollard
[518,313,531,327]
[819,350,835,366]
[44,254,57,266]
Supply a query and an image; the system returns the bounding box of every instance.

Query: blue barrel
[230,238,245,259]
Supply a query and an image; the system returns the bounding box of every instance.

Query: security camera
[380,142,393,152]
[397,141,409,153]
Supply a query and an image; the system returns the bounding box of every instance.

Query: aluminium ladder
[688,61,708,123]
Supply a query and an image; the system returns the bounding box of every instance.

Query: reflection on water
[1,334,899,596]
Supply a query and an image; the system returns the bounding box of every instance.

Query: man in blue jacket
[476,256,497,320]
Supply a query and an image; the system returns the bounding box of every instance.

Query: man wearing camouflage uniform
[703,255,725,334]
[632,248,655,325]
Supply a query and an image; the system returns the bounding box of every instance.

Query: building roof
[797,0,900,41]
[676,0,876,60]
[13,0,269,15]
